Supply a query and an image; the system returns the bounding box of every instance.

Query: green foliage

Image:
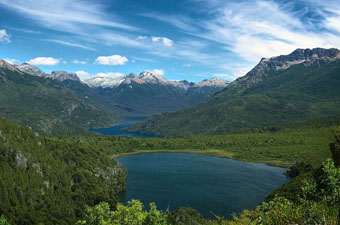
[130,61,340,137]
[78,200,168,225]
[227,158,340,225]
[0,216,11,225]
[285,162,313,177]
[0,118,126,225]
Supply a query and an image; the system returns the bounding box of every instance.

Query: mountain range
[128,48,340,137]
[0,60,228,134]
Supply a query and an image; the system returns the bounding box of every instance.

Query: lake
[88,117,155,137]
[117,152,289,219]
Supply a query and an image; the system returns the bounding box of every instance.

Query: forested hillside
[0,60,116,135]
[0,118,126,225]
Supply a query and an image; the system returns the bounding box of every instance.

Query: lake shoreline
[116,152,289,219]
[114,149,290,168]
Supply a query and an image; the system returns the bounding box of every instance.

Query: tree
[77,200,168,225]
[330,127,340,167]
[0,215,11,225]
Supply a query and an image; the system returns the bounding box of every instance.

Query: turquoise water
[117,152,289,218]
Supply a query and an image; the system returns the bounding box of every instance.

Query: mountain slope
[129,48,340,137]
[86,72,229,116]
[0,60,116,135]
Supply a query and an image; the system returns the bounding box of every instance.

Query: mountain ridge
[128,48,340,137]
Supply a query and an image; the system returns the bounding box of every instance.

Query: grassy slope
[129,61,340,137]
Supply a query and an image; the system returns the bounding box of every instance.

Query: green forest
[0,117,339,224]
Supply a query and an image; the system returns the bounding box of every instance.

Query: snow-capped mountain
[83,71,229,90]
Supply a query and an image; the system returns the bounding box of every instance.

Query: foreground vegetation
[0,118,126,225]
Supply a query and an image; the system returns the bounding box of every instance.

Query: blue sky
[0,0,340,82]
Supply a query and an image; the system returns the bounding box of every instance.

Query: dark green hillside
[129,59,340,137]
[0,118,126,225]
[0,61,116,135]
[60,79,133,117]
[94,82,224,116]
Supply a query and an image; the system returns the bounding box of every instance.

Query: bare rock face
[15,64,81,82]
[16,63,46,77]
[49,71,81,82]
[234,48,340,87]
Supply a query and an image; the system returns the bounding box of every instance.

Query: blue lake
[88,117,155,137]
[117,152,289,219]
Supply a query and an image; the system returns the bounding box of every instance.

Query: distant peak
[16,63,45,77]
[50,71,81,82]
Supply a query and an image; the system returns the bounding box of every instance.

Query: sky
[0,0,340,82]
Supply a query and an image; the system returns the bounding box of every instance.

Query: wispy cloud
[132,57,155,62]
[9,27,41,34]
[72,59,87,64]
[0,0,136,32]
[47,39,96,51]
[180,1,333,62]
[0,29,10,43]
[146,0,340,74]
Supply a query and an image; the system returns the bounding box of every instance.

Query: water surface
[117,152,289,218]
[89,117,155,137]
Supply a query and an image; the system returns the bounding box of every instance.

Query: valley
[0,47,339,225]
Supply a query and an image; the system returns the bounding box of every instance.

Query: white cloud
[183,64,192,67]
[96,72,125,78]
[150,69,165,76]
[325,15,340,34]
[0,29,10,43]
[192,0,340,61]
[95,55,128,66]
[4,58,20,65]
[151,37,161,42]
[75,71,91,80]
[137,36,148,40]
[151,36,173,47]
[27,57,61,66]
[72,59,87,65]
